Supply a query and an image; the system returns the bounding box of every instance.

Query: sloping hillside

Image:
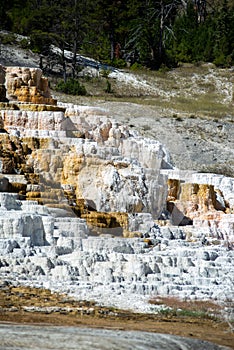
[0,33,233,175]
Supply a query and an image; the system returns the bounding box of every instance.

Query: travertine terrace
[0,66,233,317]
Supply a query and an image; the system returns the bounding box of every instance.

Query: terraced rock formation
[0,66,233,321]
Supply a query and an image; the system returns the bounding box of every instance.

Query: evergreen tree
[0,0,13,29]
[85,0,128,63]
[1,0,233,69]
[126,0,182,68]
[213,0,234,66]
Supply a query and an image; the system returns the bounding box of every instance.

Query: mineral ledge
[0,66,233,315]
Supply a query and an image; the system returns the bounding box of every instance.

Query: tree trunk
[62,51,67,82]
[72,0,78,78]
[110,30,115,61]
[158,0,164,64]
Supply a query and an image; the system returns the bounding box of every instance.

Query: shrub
[213,54,226,67]
[55,79,87,96]
[158,64,171,73]
[112,58,126,69]
[19,38,30,49]
[130,62,144,71]
[105,79,113,93]
[0,33,17,45]
[100,69,111,78]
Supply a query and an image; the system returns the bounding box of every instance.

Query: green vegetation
[104,80,113,94]
[55,79,87,96]
[0,1,233,71]
[0,32,17,45]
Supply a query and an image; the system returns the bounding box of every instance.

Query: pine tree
[213,0,234,66]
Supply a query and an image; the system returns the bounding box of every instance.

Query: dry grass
[149,296,221,311]
[148,296,234,325]
[51,63,233,119]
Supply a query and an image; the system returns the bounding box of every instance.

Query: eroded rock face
[0,211,46,246]
[0,96,170,239]
[2,109,67,137]
[168,181,220,222]
[76,159,148,213]
[165,171,234,242]
[192,172,234,210]
[0,132,35,175]
[26,141,167,218]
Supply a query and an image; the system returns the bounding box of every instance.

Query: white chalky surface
[0,324,230,350]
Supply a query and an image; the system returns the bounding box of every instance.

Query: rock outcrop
[1,65,56,105]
